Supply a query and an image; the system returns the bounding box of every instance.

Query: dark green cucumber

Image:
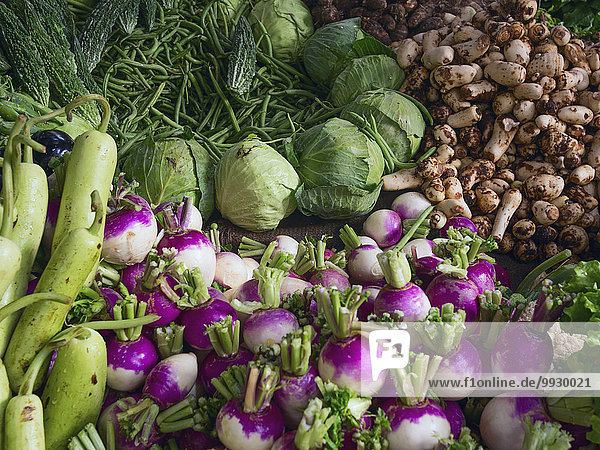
[80,0,131,71]
[0,4,50,105]
[139,0,158,30]
[7,0,101,127]
[226,15,257,96]
[0,49,10,72]
[118,0,141,34]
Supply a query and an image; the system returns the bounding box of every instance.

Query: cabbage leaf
[295,182,382,220]
[331,55,405,107]
[121,136,216,220]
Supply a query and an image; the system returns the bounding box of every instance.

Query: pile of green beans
[94,0,339,157]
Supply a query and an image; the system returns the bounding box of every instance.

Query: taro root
[523,174,565,201]
[559,225,589,254]
[513,239,538,262]
[512,218,536,240]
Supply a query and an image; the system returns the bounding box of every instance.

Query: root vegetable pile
[384,0,600,262]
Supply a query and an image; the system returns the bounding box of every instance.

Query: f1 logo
[369,329,410,381]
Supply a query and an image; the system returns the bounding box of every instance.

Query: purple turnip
[440,217,478,238]
[374,250,431,321]
[199,317,253,394]
[308,238,351,290]
[274,326,319,428]
[102,180,158,265]
[215,362,285,450]
[106,293,159,391]
[340,225,384,284]
[316,287,385,396]
[391,192,432,221]
[426,274,480,322]
[363,209,403,248]
[480,396,552,450]
[157,197,216,285]
[442,401,466,438]
[116,353,197,446]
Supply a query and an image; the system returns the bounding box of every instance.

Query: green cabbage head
[287,118,385,219]
[249,0,314,62]
[215,136,300,232]
[342,89,427,168]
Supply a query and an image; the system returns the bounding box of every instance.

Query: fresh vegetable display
[0,0,599,448]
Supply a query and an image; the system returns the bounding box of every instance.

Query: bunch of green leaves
[539,1,600,37]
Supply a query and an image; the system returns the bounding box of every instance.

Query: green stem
[79,315,159,330]
[19,326,87,395]
[0,293,71,323]
[393,353,442,406]
[1,116,25,237]
[212,365,248,401]
[255,265,285,309]
[294,398,336,450]
[516,249,572,295]
[394,206,435,251]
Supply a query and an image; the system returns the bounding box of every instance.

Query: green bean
[210,101,225,130]
[208,67,239,132]
[150,106,183,128]
[259,94,271,128]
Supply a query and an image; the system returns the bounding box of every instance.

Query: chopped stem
[280,325,314,376]
[393,353,442,406]
[208,223,221,253]
[156,396,196,427]
[377,250,411,289]
[417,303,466,356]
[175,266,209,307]
[521,417,573,450]
[315,288,366,340]
[212,365,248,401]
[294,398,336,450]
[243,362,280,413]
[155,323,186,359]
[178,197,193,231]
[255,265,285,309]
[238,237,266,258]
[206,317,240,358]
[339,225,361,252]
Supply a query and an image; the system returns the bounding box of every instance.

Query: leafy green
[436,427,482,450]
[248,0,314,62]
[121,136,216,220]
[353,408,391,449]
[540,0,600,36]
[331,55,405,107]
[303,18,365,86]
[521,417,573,450]
[341,89,426,166]
[561,260,600,322]
[214,135,300,232]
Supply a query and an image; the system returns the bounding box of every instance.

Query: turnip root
[382,167,423,191]
[503,39,531,65]
[527,52,564,78]
[492,188,522,241]
[532,200,560,225]
[570,165,596,185]
[459,159,496,189]
[484,61,526,86]
[523,174,565,201]
[557,105,594,125]
[433,65,478,93]
[446,106,482,128]
[481,115,520,161]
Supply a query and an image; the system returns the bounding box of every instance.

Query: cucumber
[226,15,257,96]
[0,49,10,73]
[3,394,45,449]
[80,0,131,71]
[8,0,100,127]
[118,0,141,34]
[0,3,50,105]
[0,360,11,450]
[139,0,158,30]
[41,328,107,450]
